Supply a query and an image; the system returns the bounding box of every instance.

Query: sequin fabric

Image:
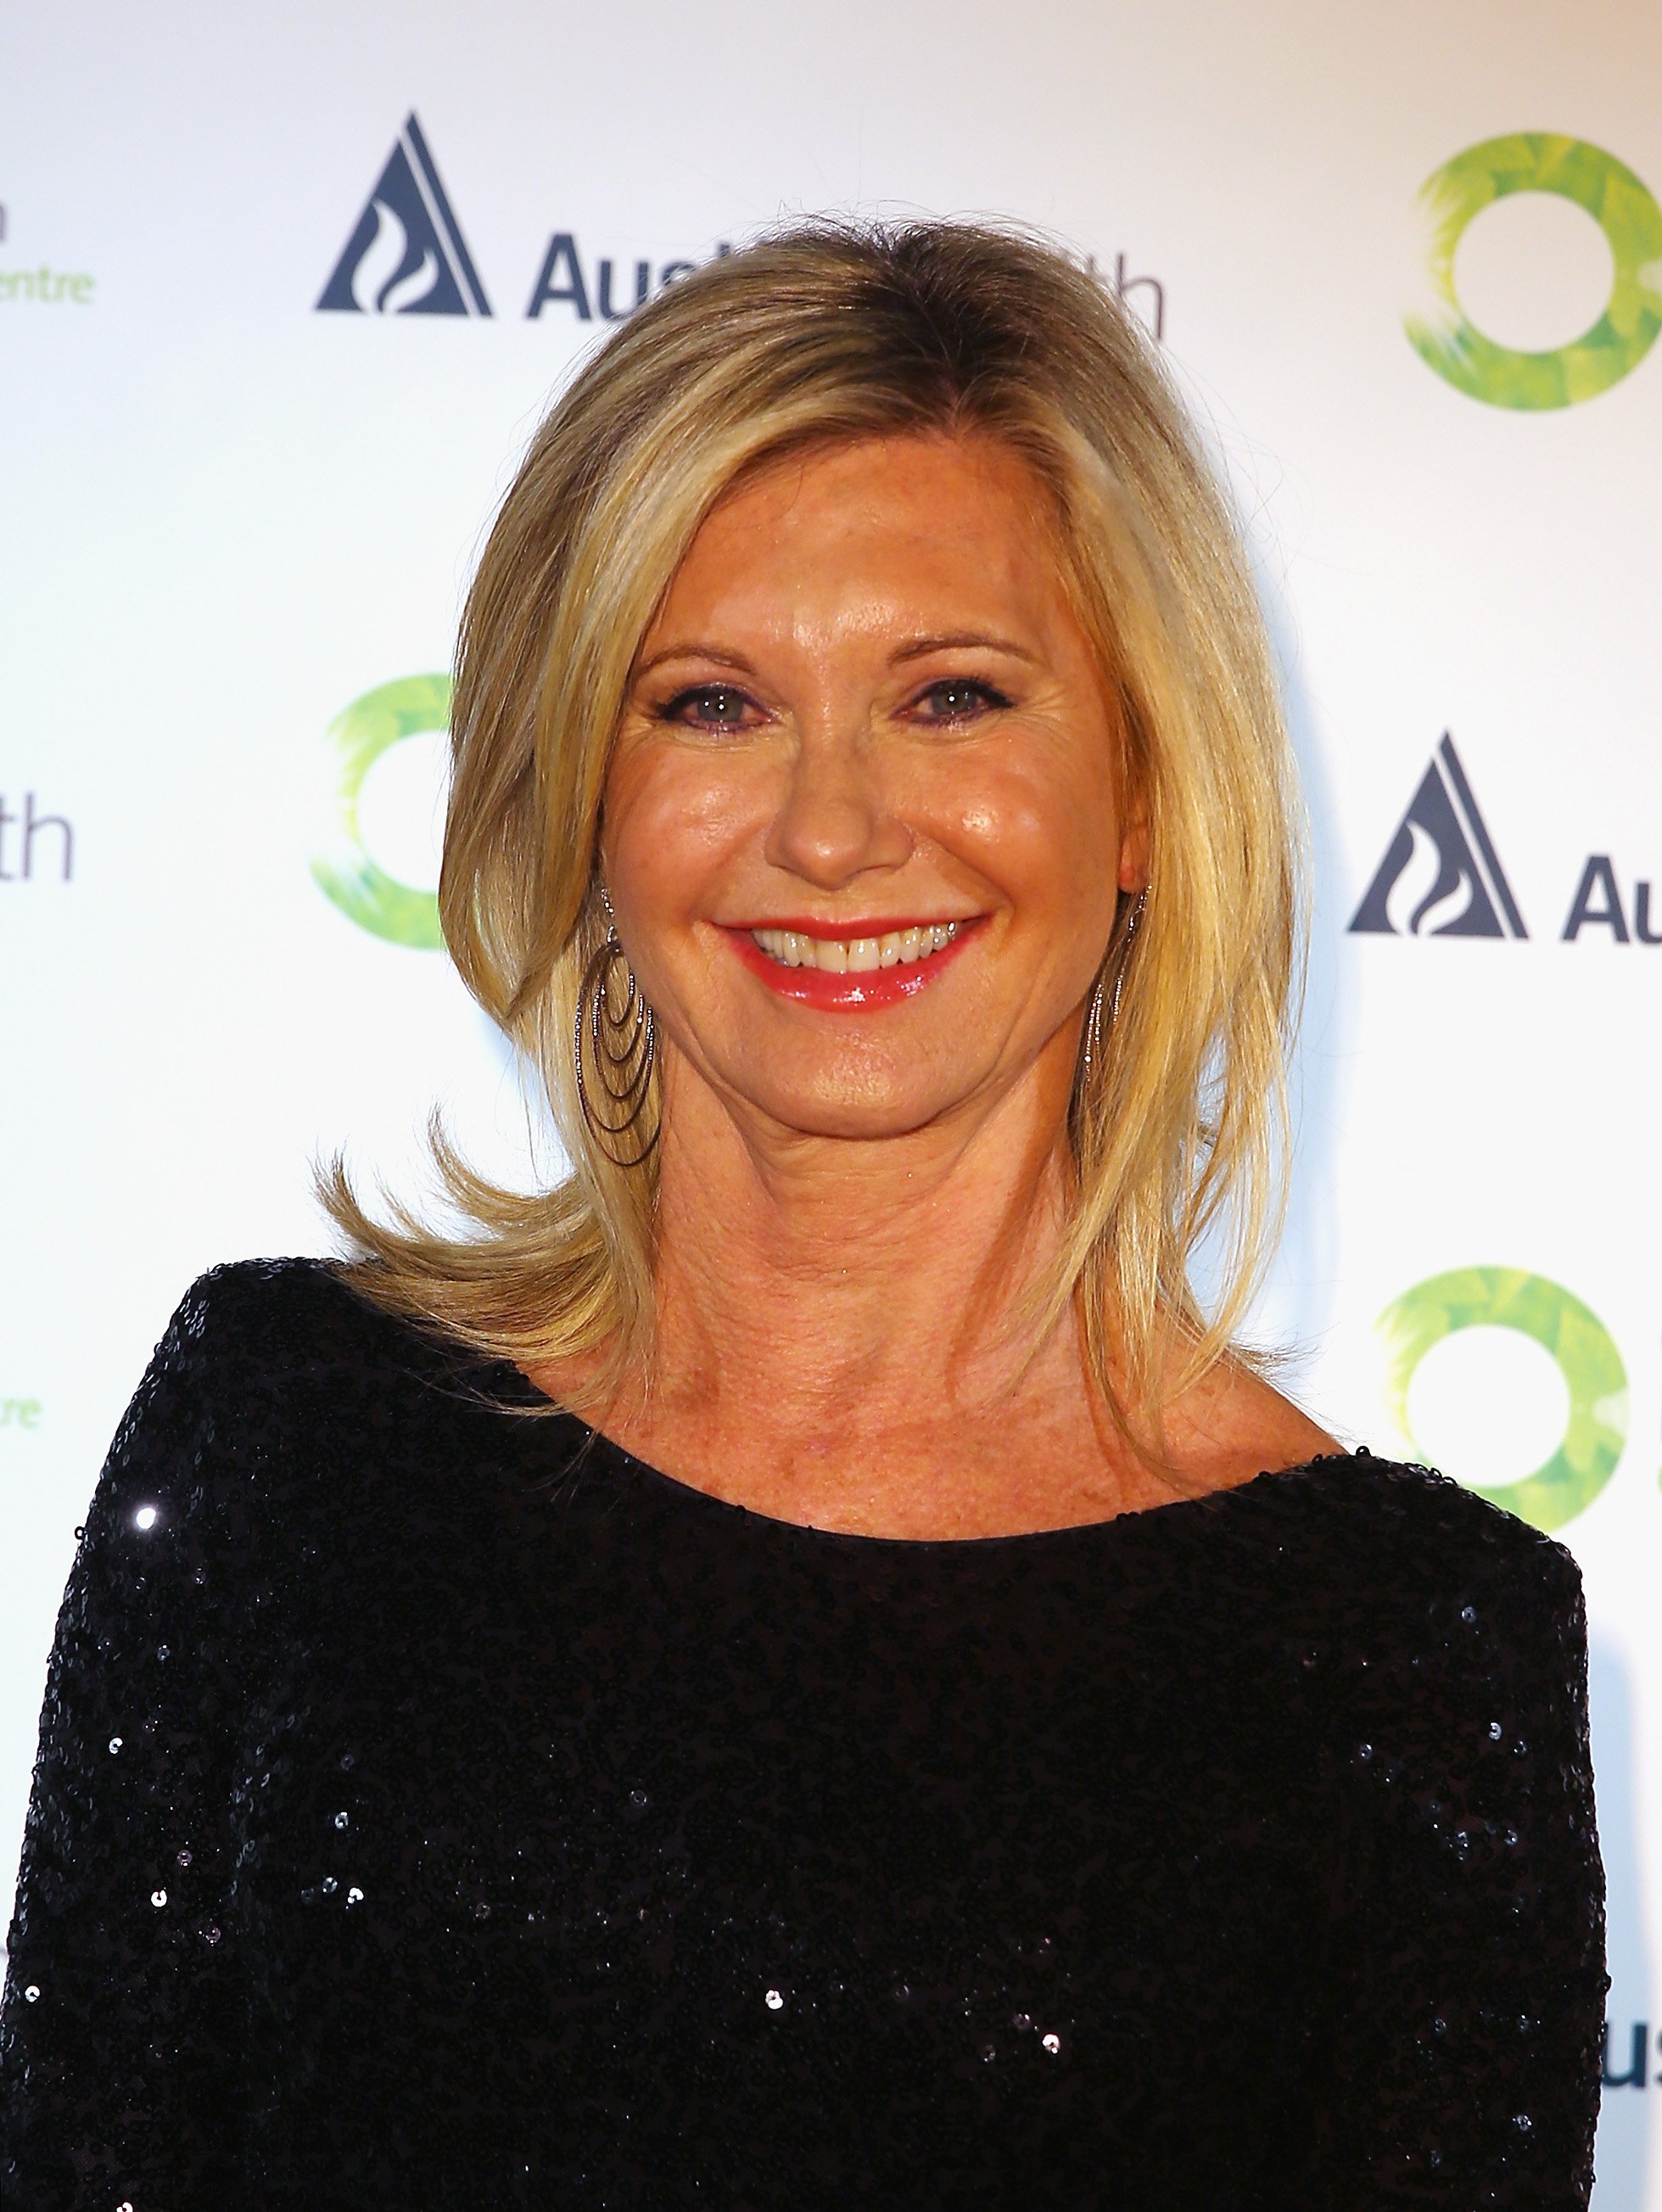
[2,1260,1605,2209]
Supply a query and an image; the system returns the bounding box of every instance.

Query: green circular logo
[1407,132,1662,408]
[311,674,450,949]
[1378,1266,1627,1531]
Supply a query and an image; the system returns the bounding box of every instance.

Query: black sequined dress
[2,1261,1605,2209]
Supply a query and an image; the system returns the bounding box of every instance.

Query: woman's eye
[659,685,756,731]
[913,678,1010,723]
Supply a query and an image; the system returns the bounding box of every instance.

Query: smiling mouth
[748,921,963,973]
[726,916,979,1008]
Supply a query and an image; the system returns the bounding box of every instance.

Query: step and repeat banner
[3,0,1658,2198]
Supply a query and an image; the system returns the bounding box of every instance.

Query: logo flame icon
[1350,736,1527,940]
[1383,820,1479,937]
[317,115,490,319]
[349,200,442,315]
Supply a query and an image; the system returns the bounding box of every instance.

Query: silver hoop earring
[574,913,659,1169]
[1081,887,1147,1080]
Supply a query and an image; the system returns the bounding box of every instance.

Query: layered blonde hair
[327,219,1303,1421]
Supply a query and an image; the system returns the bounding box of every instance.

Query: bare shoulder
[1157,1353,1341,1498]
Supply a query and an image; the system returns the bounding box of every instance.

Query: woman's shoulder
[1161,1357,1579,1614]
[148,1253,457,1386]
[1155,1352,1336,1499]
[115,1256,492,1482]
[159,1249,381,1331]
[1186,1449,1588,1675]
[1245,1443,1577,1563]
[98,1257,526,1568]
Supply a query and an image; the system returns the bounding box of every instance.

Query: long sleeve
[1298,1525,1607,2207]
[2,1275,264,2209]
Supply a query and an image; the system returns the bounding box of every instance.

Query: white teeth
[750,921,963,972]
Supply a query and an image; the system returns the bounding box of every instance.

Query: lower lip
[726,925,977,1009]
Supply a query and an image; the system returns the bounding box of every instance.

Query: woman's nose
[762,728,914,889]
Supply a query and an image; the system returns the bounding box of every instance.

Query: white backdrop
[3,0,1659,2197]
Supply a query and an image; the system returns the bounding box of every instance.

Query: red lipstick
[725,921,979,1010]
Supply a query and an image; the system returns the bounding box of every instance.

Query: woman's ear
[1117,792,1151,893]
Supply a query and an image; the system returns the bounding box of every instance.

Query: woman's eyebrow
[890,632,1037,664]
[634,633,1038,678]
[634,641,760,678]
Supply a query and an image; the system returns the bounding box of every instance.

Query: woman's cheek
[932,771,1085,905]
[608,748,774,916]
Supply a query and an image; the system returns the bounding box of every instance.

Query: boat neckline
[494,1357,1372,1551]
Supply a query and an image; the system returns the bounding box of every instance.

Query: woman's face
[602,431,1147,1145]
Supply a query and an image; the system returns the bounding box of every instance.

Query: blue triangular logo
[316,114,490,317]
[1349,734,1527,938]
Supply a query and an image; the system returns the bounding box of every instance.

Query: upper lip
[725,917,980,939]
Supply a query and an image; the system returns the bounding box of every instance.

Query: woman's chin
[722,1066,986,1145]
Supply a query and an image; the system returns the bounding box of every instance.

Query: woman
[2,222,1603,2207]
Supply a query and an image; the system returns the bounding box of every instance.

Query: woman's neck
[540,1045,1335,1537]
[649,1070,1079,1429]
[546,1042,1162,1537]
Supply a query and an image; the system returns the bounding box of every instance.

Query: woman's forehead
[645,433,1077,660]
[707,428,1051,536]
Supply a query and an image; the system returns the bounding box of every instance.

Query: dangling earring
[574,895,659,1168]
[1081,887,1148,1080]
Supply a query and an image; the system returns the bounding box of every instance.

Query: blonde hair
[327,218,1303,1423]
